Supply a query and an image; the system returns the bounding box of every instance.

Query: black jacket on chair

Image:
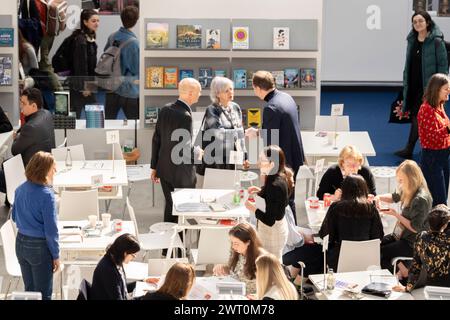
[262,90,304,173]
[11,109,55,166]
[90,255,135,300]
[151,99,196,187]
[0,106,13,133]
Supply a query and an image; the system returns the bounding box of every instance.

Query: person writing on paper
[393,205,450,293]
[151,78,203,223]
[245,145,291,261]
[247,71,305,223]
[319,174,384,271]
[12,152,59,300]
[213,223,266,295]
[255,253,298,300]
[376,160,432,273]
[196,76,249,176]
[316,145,376,200]
[91,233,154,300]
[143,262,196,300]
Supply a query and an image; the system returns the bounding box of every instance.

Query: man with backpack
[101,5,139,120]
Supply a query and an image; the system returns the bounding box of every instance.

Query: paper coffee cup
[101,213,111,228]
[88,215,97,228]
[327,132,334,145]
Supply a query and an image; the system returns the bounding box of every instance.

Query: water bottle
[65,148,72,168]
[326,268,335,291]
[233,182,241,205]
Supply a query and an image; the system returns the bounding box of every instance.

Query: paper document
[82,162,113,170]
[175,202,211,212]
[255,195,266,212]
[134,281,158,298]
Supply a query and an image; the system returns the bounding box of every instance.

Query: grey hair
[209,76,234,104]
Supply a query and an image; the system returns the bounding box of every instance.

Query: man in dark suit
[247,70,305,223]
[151,78,202,223]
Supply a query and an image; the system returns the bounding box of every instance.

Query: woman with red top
[417,73,450,206]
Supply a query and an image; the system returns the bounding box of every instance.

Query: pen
[63,226,81,229]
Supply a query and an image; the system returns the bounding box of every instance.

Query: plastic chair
[192,227,232,266]
[3,154,26,207]
[126,197,185,258]
[203,168,237,189]
[337,239,381,273]
[51,144,85,161]
[314,115,350,132]
[0,220,21,299]
[57,137,67,149]
[58,189,99,220]
[371,167,396,194]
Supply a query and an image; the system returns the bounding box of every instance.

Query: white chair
[297,165,315,198]
[58,189,99,220]
[126,197,185,258]
[3,154,26,206]
[203,168,237,189]
[314,115,350,132]
[191,227,232,266]
[10,291,42,300]
[337,239,381,273]
[51,144,85,161]
[57,137,67,149]
[0,220,21,299]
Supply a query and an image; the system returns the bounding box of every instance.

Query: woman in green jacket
[395,11,448,160]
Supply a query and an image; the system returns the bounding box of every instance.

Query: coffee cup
[327,132,335,145]
[101,213,111,228]
[88,215,98,228]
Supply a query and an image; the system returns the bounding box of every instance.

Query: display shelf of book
[0,86,13,92]
[144,89,210,96]
[144,50,231,58]
[0,47,14,54]
[230,50,318,59]
[144,88,316,97]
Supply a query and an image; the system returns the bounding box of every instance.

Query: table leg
[152,181,155,207]
[122,182,133,219]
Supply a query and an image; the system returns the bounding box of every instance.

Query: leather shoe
[394,148,412,159]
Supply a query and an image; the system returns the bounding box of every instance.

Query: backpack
[52,33,74,75]
[95,34,137,91]
[435,37,450,69]
[44,0,68,36]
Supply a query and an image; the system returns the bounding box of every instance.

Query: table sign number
[229,150,244,165]
[322,234,329,253]
[331,104,344,116]
[106,130,120,145]
[314,158,325,174]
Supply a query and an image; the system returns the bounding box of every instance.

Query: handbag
[388,89,411,124]
[19,0,44,54]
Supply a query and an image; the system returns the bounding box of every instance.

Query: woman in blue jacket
[13,151,59,300]
[395,10,448,159]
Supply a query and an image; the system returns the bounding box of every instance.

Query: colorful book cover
[144,106,160,128]
[198,67,213,88]
[247,108,261,128]
[146,22,169,49]
[271,70,285,88]
[164,67,179,88]
[233,69,247,89]
[0,28,14,47]
[206,29,221,49]
[232,26,249,49]
[284,68,300,88]
[214,69,226,78]
[85,104,105,128]
[0,56,12,86]
[146,66,164,88]
[300,68,317,88]
[179,69,194,80]
[273,27,290,50]
[247,70,254,88]
[177,25,202,49]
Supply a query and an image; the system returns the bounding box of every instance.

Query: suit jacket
[11,109,55,166]
[90,255,135,300]
[262,90,304,172]
[0,106,13,133]
[151,99,196,187]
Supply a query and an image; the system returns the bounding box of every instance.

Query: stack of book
[85,104,105,128]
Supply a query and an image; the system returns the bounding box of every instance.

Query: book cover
[271,70,285,88]
[177,25,202,49]
[85,104,105,128]
[144,106,159,128]
[233,69,247,89]
[284,68,300,88]
[300,68,316,88]
[198,67,213,88]
[164,66,179,88]
[247,70,254,88]
[179,69,194,80]
[206,29,221,49]
[232,27,249,49]
[273,27,290,50]
[0,56,12,86]
[0,28,14,47]
[146,66,164,88]
[146,22,169,49]
[214,69,226,78]
[247,108,261,127]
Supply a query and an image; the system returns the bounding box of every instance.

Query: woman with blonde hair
[316,145,376,200]
[376,160,432,272]
[143,262,196,300]
[255,253,298,300]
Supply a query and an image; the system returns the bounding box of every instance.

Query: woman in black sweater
[316,145,376,200]
[245,145,293,261]
[319,174,384,270]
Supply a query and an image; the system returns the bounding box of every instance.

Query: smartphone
[187,218,198,225]
[379,207,390,212]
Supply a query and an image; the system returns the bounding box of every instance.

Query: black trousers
[288,168,299,225]
[380,235,413,272]
[160,178,177,223]
[70,89,97,119]
[282,243,324,277]
[105,92,139,120]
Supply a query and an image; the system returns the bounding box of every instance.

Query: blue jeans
[420,148,450,207]
[16,233,54,300]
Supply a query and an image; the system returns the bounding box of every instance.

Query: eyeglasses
[412,19,426,25]
[129,253,137,258]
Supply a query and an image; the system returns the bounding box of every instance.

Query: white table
[58,220,135,263]
[301,131,376,160]
[309,269,413,300]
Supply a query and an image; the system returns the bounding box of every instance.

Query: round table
[371,167,396,193]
